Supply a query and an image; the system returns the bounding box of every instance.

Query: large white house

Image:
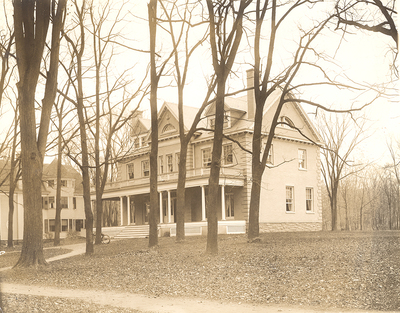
[100,70,323,236]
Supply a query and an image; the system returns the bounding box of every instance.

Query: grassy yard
[2,231,399,311]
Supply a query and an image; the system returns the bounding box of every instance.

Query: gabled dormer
[131,110,150,149]
[205,98,246,130]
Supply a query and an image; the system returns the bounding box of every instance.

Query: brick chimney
[246,69,255,120]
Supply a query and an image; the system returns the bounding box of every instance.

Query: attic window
[280,116,294,128]
[162,123,175,133]
[208,112,230,130]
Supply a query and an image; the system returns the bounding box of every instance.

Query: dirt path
[2,282,395,313]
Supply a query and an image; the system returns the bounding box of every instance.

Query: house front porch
[93,220,246,239]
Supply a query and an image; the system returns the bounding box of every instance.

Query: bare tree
[5,104,21,248]
[148,0,160,248]
[88,0,147,245]
[0,11,14,107]
[159,0,213,242]
[14,0,67,267]
[335,0,398,76]
[205,0,251,255]
[335,0,397,47]
[63,0,95,255]
[318,112,367,231]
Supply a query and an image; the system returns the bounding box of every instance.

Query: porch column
[119,196,123,226]
[127,196,131,225]
[221,185,226,220]
[201,185,206,221]
[159,192,163,223]
[167,190,172,223]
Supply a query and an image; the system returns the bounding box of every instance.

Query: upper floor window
[209,118,215,130]
[127,163,134,179]
[162,123,176,133]
[134,136,145,149]
[48,180,54,188]
[49,196,55,209]
[280,116,294,128]
[202,148,212,168]
[159,156,164,174]
[298,149,307,170]
[267,144,274,165]
[223,144,233,165]
[286,186,294,212]
[175,152,180,169]
[61,197,68,209]
[61,180,67,187]
[209,112,231,130]
[224,112,231,128]
[73,197,77,210]
[306,188,313,212]
[142,160,150,177]
[167,154,173,172]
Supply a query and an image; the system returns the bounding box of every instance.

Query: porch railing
[103,166,244,191]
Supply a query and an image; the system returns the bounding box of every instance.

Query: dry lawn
[2,231,399,312]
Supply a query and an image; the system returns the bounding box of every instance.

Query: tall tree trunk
[206,76,225,255]
[7,110,19,248]
[148,0,159,247]
[15,82,47,267]
[331,188,340,231]
[14,0,66,267]
[7,190,15,247]
[54,149,62,246]
[176,141,188,242]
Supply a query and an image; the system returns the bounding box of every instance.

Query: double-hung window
[202,148,212,168]
[142,160,150,177]
[286,186,294,212]
[267,144,274,165]
[61,197,68,209]
[306,188,313,212]
[127,163,134,179]
[167,154,173,172]
[159,156,164,174]
[223,144,233,165]
[298,149,307,170]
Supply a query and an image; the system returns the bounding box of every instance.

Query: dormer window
[209,118,215,130]
[208,112,230,130]
[134,136,146,149]
[280,116,294,128]
[224,111,231,128]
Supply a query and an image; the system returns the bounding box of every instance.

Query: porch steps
[114,225,149,239]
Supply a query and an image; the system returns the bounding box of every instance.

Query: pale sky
[0,1,398,165]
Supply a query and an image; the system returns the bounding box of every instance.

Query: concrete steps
[114,225,149,239]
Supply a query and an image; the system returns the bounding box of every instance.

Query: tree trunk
[148,0,159,248]
[7,117,19,248]
[54,139,63,246]
[176,141,188,242]
[206,77,225,255]
[331,188,340,231]
[248,169,263,240]
[15,83,47,267]
[7,185,15,248]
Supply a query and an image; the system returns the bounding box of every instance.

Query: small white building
[0,159,86,242]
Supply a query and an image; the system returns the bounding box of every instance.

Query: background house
[42,159,86,238]
[0,158,86,242]
[100,69,323,236]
